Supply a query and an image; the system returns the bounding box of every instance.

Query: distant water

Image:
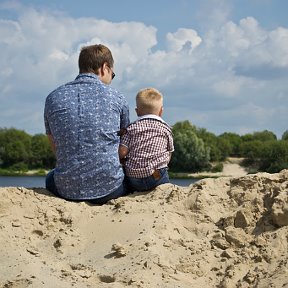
[0,176,197,188]
[171,178,198,187]
[0,176,45,188]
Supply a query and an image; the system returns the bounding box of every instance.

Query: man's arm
[120,98,130,129]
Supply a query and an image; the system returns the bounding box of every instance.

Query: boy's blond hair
[136,88,163,116]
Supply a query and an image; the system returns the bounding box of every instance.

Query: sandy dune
[0,170,287,287]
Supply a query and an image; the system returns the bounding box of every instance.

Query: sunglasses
[107,65,115,80]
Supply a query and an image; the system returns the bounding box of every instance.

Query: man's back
[44,73,129,199]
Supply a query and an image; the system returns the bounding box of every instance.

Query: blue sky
[1,0,288,138]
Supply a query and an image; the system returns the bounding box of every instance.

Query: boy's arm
[167,130,174,164]
[168,152,172,163]
[118,144,129,163]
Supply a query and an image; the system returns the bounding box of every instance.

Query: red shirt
[120,115,174,178]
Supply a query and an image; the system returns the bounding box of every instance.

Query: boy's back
[119,88,174,192]
[121,115,173,178]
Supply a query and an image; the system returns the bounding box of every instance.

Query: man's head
[78,44,115,84]
[136,88,163,117]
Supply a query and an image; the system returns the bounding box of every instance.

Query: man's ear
[96,65,104,77]
[100,63,107,76]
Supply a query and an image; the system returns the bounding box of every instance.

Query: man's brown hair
[78,44,114,74]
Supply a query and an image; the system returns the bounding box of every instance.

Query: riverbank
[0,175,196,188]
[0,168,47,176]
[0,158,249,178]
[1,170,287,287]
[187,157,248,178]
[171,157,249,179]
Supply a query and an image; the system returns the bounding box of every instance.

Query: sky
[1,0,288,138]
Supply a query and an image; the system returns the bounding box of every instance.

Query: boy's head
[136,88,163,117]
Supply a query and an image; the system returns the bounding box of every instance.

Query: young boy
[119,88,174,192]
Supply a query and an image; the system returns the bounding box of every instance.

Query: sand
[188,157,248,178]
[0,170,288,288]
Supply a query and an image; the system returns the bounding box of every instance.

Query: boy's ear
[159,106,163,117]
[135,107,140,116]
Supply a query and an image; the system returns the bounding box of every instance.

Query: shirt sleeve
[120,130,131,148]
[44,101,51,135]
[120,97,130,129]
[167,131,174,152]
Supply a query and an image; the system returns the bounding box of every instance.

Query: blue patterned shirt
[44,73,130,200]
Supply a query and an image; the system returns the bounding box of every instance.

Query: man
[44,44,130,204]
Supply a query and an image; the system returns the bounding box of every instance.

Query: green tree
[30,134,55,168]
[259,141,288,173]
[218,132,242,156]
[0,128,31,167]
[172,120,197,133]
[281,130,288,141]
[252,130,277,142]
[241,133,254,142]
[242,130,277,143]
[216,137,232,160]
[170,121,210,172]
[195,128,223,161]
[3,141,29,168]
[239,140,263,161]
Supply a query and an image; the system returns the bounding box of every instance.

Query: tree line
[1,122,288,174]
[0,128,55,172]
[170,121,288,173]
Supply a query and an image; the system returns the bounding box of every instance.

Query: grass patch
[0,168,47,176]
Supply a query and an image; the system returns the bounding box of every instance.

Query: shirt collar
[137,114,166,124]
[75,73,99,80]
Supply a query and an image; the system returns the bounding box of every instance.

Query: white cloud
[0,19,22,44]
[0,5,288,138]
[49,50,69,61]
[268,27,288,66]
[166,28,202,52]
[212,78,243,97]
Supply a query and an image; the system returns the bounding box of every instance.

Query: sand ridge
[0,170,287,287]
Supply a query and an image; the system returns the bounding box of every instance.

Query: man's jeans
[45,169,128,205]
[126,167,170,192]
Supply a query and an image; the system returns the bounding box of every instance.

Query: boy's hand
[120,157,127,165]
[117,128,127,136]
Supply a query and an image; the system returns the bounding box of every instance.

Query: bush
[10,162,28,172]
[170,122,210,172]
[211,162,223,173]
[259,140,288,173]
